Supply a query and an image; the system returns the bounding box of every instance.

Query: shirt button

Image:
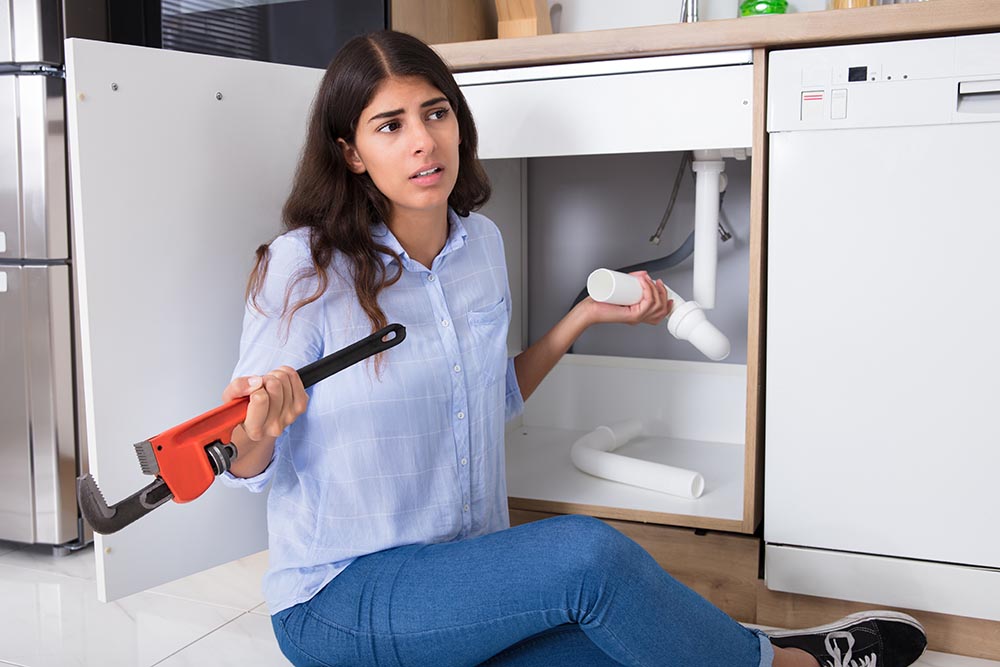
[463,504,470,512]
[460,457,468,466]
[427,274,435,282]
[457,411,465,420]
[441,319,449,327]
[453,364,461,373]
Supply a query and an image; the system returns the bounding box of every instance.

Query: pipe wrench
[77,323,405,534]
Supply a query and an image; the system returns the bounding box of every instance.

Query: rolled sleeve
[504,356,524,422]
[219,435,283,493]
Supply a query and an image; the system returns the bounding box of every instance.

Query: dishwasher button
[831,88,848,120]
[801,90,825,121]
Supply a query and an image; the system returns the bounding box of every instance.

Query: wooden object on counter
[830,0,880,7]
[391,0,496,45]
[510,509,760,622]
[757,582,1000,661]
[434,0,1000,71]
[496,0,552,39]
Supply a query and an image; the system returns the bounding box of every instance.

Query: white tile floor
[0,540,289,667]
[0,539,996,667]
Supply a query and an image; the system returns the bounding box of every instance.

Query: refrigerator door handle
[18,72,69,260]
[0,74,20,260]
[0,267,36,542]
[24,264,79,545]
[9,0,63,64]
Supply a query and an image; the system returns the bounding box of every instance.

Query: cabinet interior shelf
[506,425,746,525]
[505,353,749,531]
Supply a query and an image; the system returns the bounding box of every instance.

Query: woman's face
[341,75,460,221]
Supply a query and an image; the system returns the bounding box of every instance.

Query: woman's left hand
[580,271,673,327]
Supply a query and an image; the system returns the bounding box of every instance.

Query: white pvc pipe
[570,421,705,499]
[586,269,730,361]
[587,268,643,305]
[691,154,726,310]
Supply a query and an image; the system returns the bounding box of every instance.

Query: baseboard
[765,544,1000,622]
[757,581,1000,661]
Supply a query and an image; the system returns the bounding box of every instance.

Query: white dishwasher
[765,33,1000,622]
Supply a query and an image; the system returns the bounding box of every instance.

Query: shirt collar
[372,208,468,272]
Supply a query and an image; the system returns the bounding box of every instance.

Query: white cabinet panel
[461,62,753,159]
[66,39,323,601]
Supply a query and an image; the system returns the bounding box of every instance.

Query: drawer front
[462,64,753,159]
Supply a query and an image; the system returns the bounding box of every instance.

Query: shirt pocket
[466,298,509,387]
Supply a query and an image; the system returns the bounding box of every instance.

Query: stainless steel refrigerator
[0,0,82,548]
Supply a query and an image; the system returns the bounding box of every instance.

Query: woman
[220,30,927,667]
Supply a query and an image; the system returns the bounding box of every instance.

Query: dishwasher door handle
[959,79,1000,95]
[957,79,1000,114]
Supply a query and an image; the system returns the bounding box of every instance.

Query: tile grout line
[0,548,262,612]
[0,544,95,582]
[146,611,252,667]
[141,587,262,614]
[0,559,96,583]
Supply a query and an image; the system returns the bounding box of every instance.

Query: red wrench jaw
[76,474,173,534]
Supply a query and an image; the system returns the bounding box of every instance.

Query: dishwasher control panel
[768,32,1000,132]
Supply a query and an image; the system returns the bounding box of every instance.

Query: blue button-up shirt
[221,209,524,614]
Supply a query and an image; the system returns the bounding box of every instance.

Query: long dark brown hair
[247,30,491,335]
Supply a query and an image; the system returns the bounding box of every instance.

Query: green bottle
[740,0,788,15]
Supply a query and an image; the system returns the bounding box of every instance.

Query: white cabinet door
[765,121,1000,569]
[66,39,323,601]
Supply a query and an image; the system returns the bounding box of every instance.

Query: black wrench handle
[297,323,405,387]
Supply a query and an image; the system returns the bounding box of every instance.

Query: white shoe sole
[767,610,925,639]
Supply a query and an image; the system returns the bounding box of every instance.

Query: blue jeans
[271,515,774,667]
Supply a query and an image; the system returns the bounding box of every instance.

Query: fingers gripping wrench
[77,324,406,534]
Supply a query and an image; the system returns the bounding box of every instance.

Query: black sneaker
[768,610,927,667]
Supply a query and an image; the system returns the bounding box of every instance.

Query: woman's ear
[337,138,366,174]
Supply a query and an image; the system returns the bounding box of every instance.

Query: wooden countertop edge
[433,0,1000,71]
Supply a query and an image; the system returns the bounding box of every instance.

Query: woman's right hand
[223,366,309,442]
[223,366,308,479]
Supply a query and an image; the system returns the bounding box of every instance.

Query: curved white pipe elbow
[570,421,705,499]
[665,288,730,361]
[587,269,731,361]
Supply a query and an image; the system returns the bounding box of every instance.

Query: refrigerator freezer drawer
[0,72,69,261]
[0,264,78,544]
